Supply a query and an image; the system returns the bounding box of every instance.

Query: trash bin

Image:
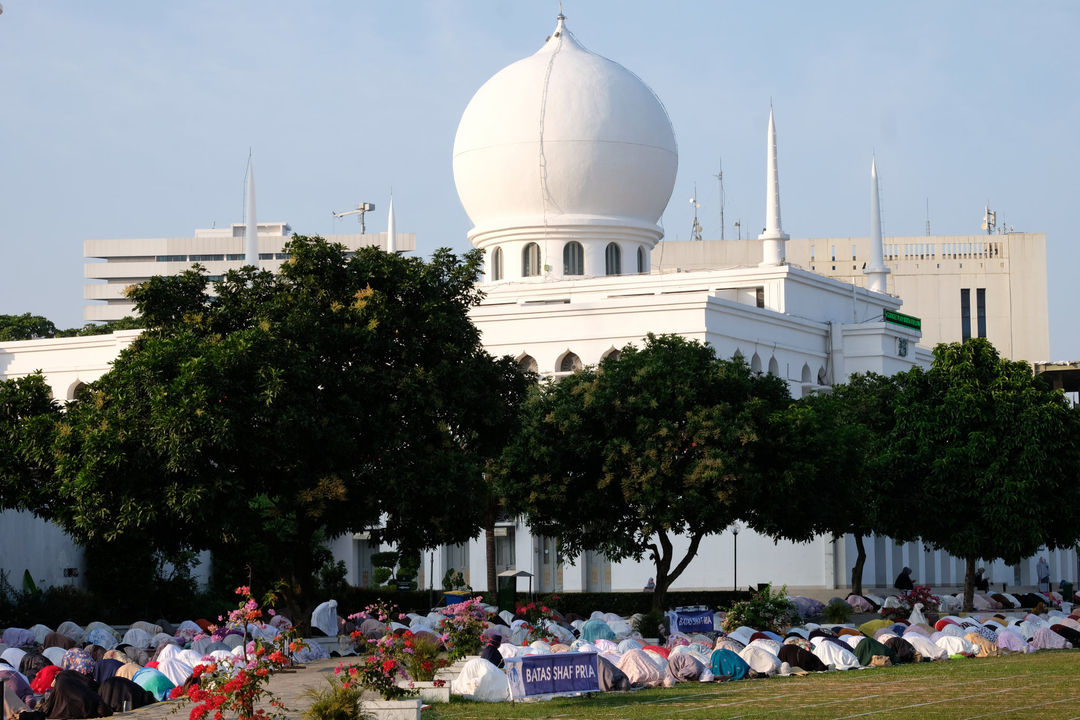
[497,575,516,614]
[1063,581,1074,602]
[443,591,470,606]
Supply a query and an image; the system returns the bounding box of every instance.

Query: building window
[755,287,764,308]
[491,247,503,281]
[810,245,815,260]
[517,354,538,373]
[189,254,225,262]
[976,288,986,338]
[258,253,275,260]
[960,288,971,342]
[851,245,857,261]
[831,245,836,261]
[156,255,187,262]
[563,242,584,275]
[226,254,246,261]
[605,243,621,275]
[275,253,291,260]
[637,247,646,274]
[559,352,582,373]
[523,243,541,277]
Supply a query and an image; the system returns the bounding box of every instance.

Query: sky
[1,1,1078,357]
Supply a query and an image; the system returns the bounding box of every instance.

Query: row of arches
[519,347,827,387]
[490,242,648,281]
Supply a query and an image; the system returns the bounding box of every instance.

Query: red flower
[382,658,396,674]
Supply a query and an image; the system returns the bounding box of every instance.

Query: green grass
[423,651,1080,720]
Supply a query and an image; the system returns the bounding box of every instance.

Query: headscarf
[19,651,50,683]
[30,664,63,694]
[61,647,95,675]
[38,670,112,720]
[131,667,175,702]
[93,658,123,686]
[115,662,143,681]
[98,676,157,712]
[0,668,34,705]
[43,632,77,650]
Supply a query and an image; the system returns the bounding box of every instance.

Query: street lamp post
[732,523,741,592]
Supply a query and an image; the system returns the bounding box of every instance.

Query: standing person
[894,567,914,591]
[974,568,990,592]
[1037,556,1050,594]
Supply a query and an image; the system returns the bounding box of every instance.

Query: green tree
[0,373,61,514]
[47,236,524,608]
[0,314,58,341]
[893,338,1080,610]
[500,333,791,611]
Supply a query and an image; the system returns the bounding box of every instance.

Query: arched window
[491,247,503,281]
[563,242,584,276]
[750,353,762,374]
[637,247,646,274]
[602,348,621,363]
[801,363,812,384]
[768,356,779,376]
[522,243,541,277]
[817,366,828,385]
[559,352,582,373]
[605,243,621,275]
[517,354,538,373]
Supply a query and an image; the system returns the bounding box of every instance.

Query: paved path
[125,658,343,720]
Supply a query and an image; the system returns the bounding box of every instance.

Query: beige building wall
[84,223,416,322]
[654,233,1049,363]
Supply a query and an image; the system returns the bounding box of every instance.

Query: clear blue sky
[1,1,1077,358]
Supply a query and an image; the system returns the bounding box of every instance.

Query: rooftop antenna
[714,162,725,241]
[689,184,703,241]
[734,219,742,241]
[332,202,376,234]
[925,198,931,236]
[981,204,996,235]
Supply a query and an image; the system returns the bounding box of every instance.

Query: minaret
[758,106,789,267]
[864,156,890,293]
[386,194,396,253]
[244,156,259,267]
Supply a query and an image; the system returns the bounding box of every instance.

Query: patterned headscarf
[60,647,95,675]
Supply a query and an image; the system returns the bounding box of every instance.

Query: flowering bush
[348,599,405,625]
[399,630,448,682]
[334,641,414,701]
[721,583,799,634]
[438,596,488,660]
[882,584,941,618]
[170,587,304,720]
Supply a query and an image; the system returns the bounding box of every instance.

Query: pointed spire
[244,154,259,267]
[759,106,789,267]
[386,194,396,253]
[864,155,890,293]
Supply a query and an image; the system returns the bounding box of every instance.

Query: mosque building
[0,14,1067,595]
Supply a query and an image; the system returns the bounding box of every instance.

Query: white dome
[452,16,677,279]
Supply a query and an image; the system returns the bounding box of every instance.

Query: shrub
[371,552,399,570]
[820,599,853,624]
[372,568,393,585]
[721,583,799,634]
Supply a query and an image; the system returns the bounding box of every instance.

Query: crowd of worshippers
[0,617,329,720]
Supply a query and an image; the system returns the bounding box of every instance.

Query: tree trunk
[963,555,976,612]
[850,535,867,596]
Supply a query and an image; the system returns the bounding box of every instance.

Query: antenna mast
[690,185,703,241]
[332,202,376,234]
[714,162,725,241]
[925,198,931,236]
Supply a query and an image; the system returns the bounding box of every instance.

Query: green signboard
[883,309,921,331]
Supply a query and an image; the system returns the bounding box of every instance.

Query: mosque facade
[1,14,1069,597]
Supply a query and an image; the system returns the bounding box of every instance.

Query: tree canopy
[46,236,529,603]
[500,333,791,611]
[891,338,1080,609]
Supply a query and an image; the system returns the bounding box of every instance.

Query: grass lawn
[424,650,1080,720]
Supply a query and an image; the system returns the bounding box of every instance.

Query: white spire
[759,106,789,267]
[864,155,890,293]
[386,194,396,253]
[244,155,259,267]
